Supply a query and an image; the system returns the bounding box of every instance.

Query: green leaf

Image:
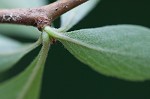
[0,34,41,72]
[0,32,50,99]
[0,0,47,39]
[45,25,150,81]
[0,0,46,9]
[59,0,100,32]
[0,25,40,39]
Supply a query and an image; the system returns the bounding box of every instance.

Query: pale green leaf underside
[0,35,41,72]
[0,0,46,39]
[0,25,40,39]
[0,33,50,99]
[45,25,150,81]
[0,57,40,99]
[59,0,100,32]
[0,0,46,8]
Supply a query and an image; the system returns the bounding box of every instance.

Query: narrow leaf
[59,0,100,32]
[0,25,40,39]
[0,32,50,99]
[0,34,41,72]
[45,25,150,81]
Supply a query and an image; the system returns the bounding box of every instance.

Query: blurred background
[1,0,150,99]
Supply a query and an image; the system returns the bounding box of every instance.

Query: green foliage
[44,25,150,81]
[0,0,46,8]
[0,34,41,72]
[0,0,150,99]
[0,33,50,99]
[49,25,150,81]
[59,0,100,32]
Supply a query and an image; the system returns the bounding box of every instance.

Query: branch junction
[0,0,87,30]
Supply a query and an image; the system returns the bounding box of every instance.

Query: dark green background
[40,0,150,99]
[3,0,150,99]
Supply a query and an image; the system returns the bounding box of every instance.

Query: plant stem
[17,32,50,99]
[0,0,87,30]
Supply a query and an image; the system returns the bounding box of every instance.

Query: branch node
[36,17,51,31]
[0,0,87,31]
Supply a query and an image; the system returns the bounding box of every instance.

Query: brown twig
[0,0,87,30]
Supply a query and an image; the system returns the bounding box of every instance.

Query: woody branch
[0,0,87,30]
